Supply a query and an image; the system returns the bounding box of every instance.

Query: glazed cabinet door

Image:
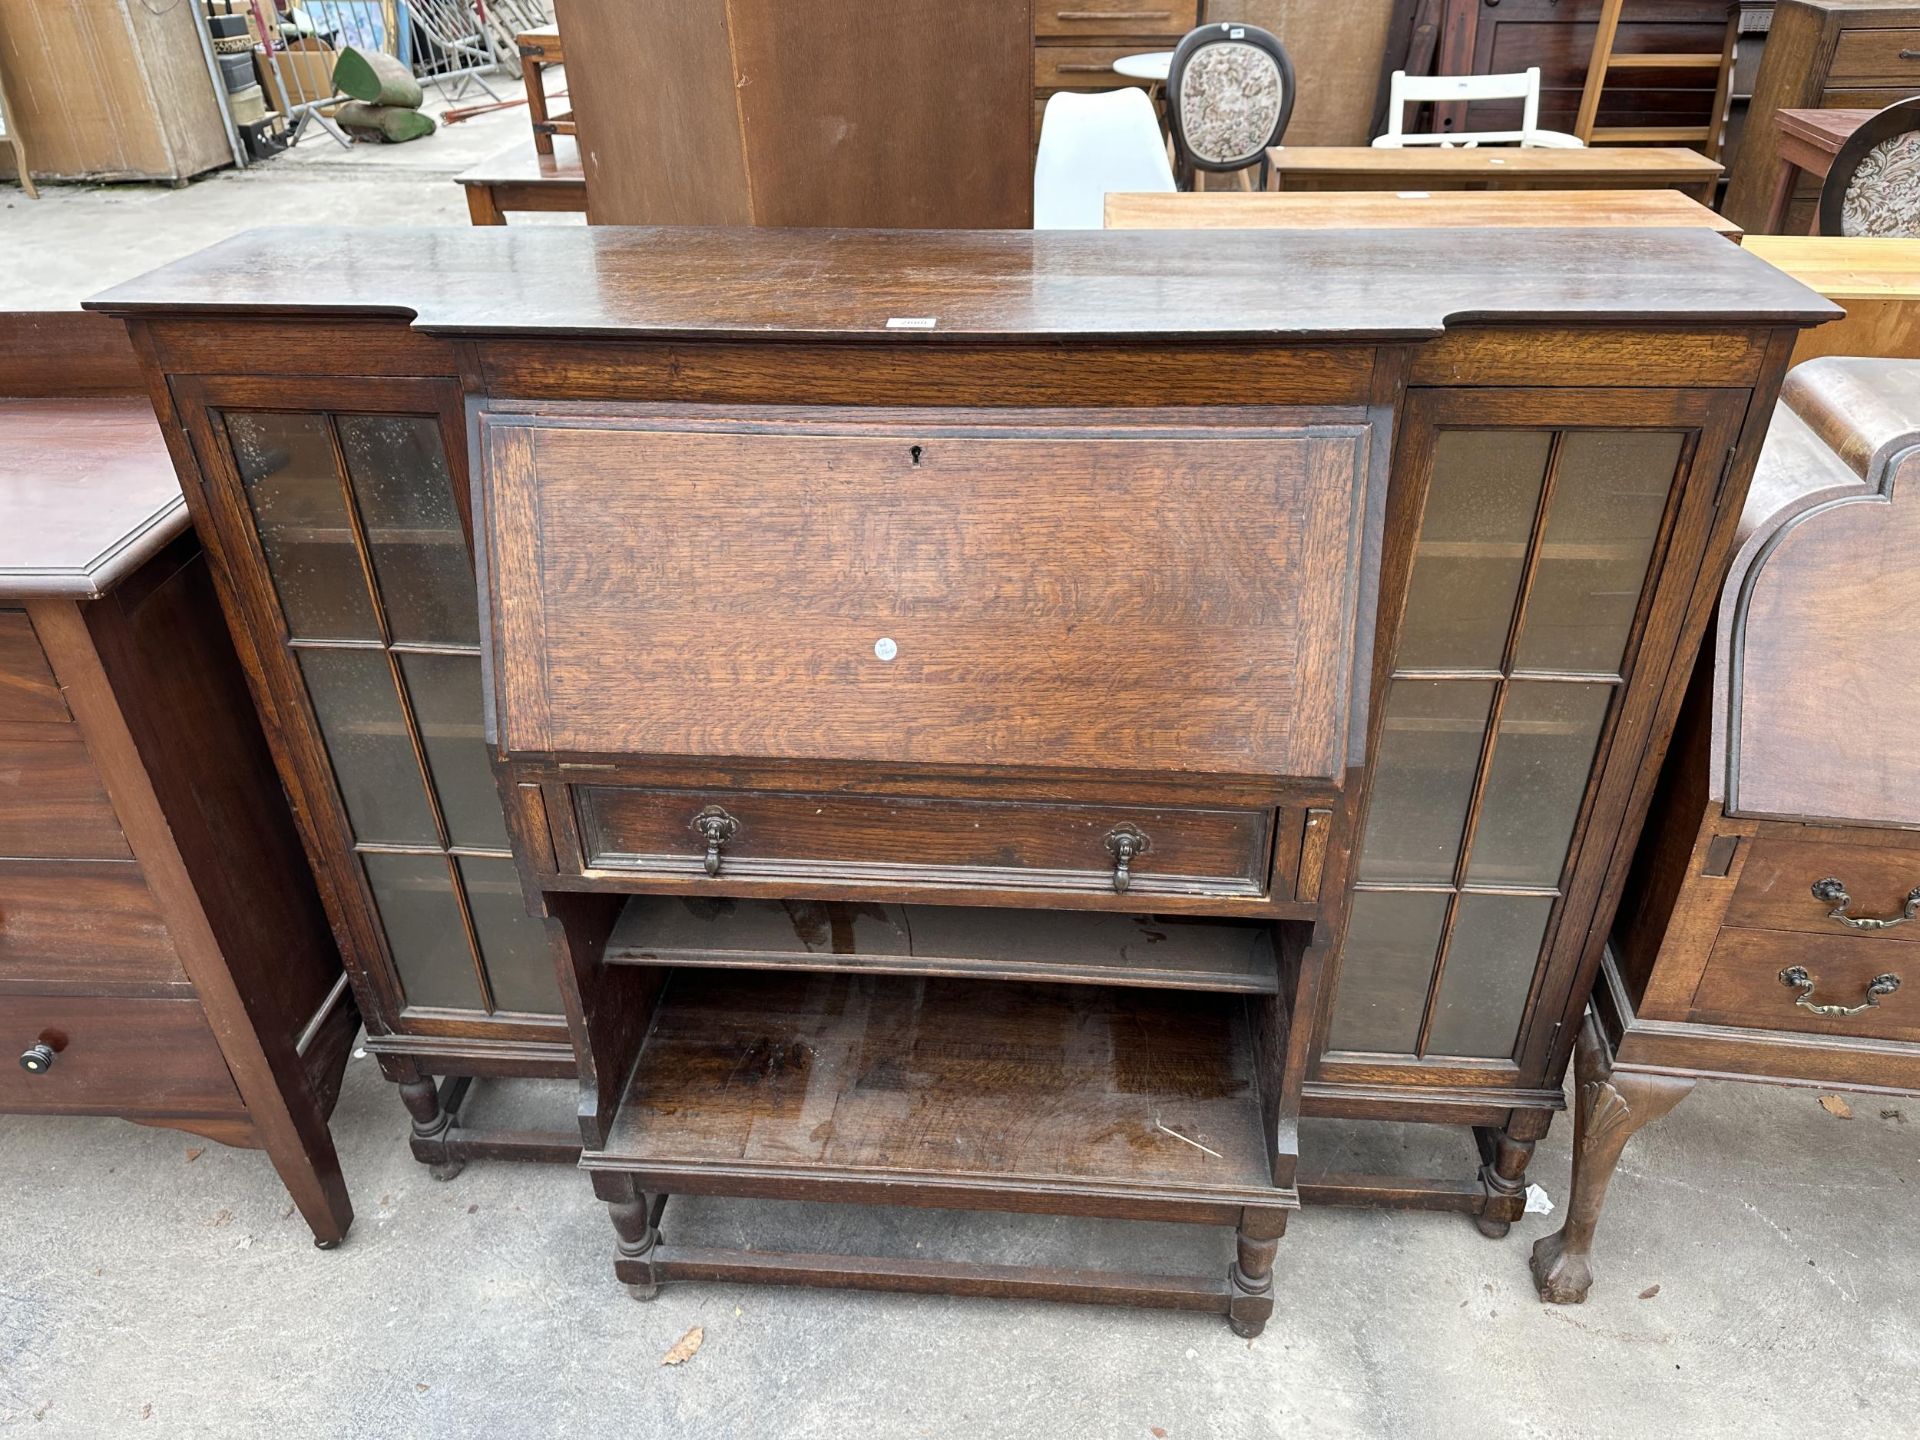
[174,378,565,1048]
[1320,387,1747,1090]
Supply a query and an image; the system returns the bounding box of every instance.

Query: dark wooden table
[456,136,586,226]
[1762,107,1876,234]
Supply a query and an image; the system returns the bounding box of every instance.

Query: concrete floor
[4,73,1920,1440]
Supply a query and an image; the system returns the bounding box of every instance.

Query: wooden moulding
[604,897,1286,994]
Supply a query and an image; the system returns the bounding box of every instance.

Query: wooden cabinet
[88,224,1832,1327]
[1724,0,1920,231]
[1536,357,1920,1304]
[0,318,353,1244]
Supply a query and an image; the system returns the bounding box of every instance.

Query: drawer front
[0,728,132,860]
[574,787,1273,899]
[1,995,244,1117]
[1034,1,1198,39]
[1724,837,1920,945]
[1691,928,1920,1046]
[1035,45,1155,89]
[1828,28,1920,86]
[0,859,184,989]
[0,610,70,725]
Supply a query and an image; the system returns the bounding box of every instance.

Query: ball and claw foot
[1529,1229,1594,1304]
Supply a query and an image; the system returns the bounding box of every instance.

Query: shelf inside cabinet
[586,969,1278,1208]
[604,898,1281,993]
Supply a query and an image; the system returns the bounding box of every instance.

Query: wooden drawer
[1034,1,1198,39]
[572,786,1274,901]
[0,859,184,989]
[1828,28,1920,87]
[0,726,132,859]
[0,994,244,1117]
[1724,836,1920,945]
[1690,928,1920,1046]
[0,610,69,725]
[1035,45,1156,89]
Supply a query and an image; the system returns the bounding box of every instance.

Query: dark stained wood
[84,226,1841,339]
[594,970,1275,1204]
[0,609,69,722]
[553,0,1031,228]
[1723,835,1920,939]
[0,311,144,397]
[0,859,185,991]
[605,898,1282,993]
[0,994,245,1117]
[455,136,585,225]
[1691,928,1917,1041]
[0,723,133,858]
[0,398,185,597]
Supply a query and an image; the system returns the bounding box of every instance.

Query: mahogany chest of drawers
[87,225,1833,1327]
[1536,357,1920,1303]
[0,315,355,1245]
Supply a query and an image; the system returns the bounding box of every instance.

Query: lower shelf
[585,968,1285,1218]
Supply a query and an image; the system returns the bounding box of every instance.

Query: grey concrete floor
[1,1049,1916,1439]
[4,74,1920,1440]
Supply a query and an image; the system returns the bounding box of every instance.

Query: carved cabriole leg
[1228,1208,1287,1338]
[1531,1014,1694,1305]
[398,1075,465,1181]
[606,1175,663,1301]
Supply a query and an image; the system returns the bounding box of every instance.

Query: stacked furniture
[1536,357,1920,1303]
[0,313,353,1245]
[1725,0,1920,232]
[87,225,1832,1327]
[1033,0,1202,146]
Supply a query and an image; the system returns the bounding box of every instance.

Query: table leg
[465,183,507,226]
[1762,158,1798,235]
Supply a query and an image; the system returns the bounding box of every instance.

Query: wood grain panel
[1690,927,1920,1043]
[0,858,183,989]
[1724,835,1920,943]
[0,994,243,1116]
[0,724,131,859]
[1035,0,1197,37]
[576,787,1274,898]
[1828,25,1920,82]
[0,610,68,724]
[595,969,1275,1201]
[486,411,1370,781]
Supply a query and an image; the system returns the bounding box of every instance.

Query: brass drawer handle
[690,805,740,877]
[1056,62,1119,73]
[1811,877,1920,930]
[1104,823,1151,894]
[1778,966,1901,1018]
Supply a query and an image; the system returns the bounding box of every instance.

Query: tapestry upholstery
[1177,41,1284,167]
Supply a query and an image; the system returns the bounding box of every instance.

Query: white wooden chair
[1033,89,1176,230]
[1373,68,1583,149]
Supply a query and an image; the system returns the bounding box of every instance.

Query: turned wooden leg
[1473,1114,1546,1239]
[607,1176,665,1301]
[398,1074,466,1181]
[1228,1208,1286,1338]
[1531,1014,1693,1305]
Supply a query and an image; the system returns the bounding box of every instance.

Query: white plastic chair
[1033,89,1176,230]
[1373,68,1584,149]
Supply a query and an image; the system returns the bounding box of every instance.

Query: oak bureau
[87,226,1832,1328]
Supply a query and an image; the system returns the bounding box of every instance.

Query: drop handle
[689,806,740,877]
[19,1043,55,1074]
[1779,966,1901,1018]
[1104,823,1151,895]
[1901,48,1920,58]
[1811,877,1920,930]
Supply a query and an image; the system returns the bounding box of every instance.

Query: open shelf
[604,897,1280,993]
[585,969,1279,1211]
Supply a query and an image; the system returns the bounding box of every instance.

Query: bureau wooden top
[84,225,1837,341]
[0,397,186,599]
